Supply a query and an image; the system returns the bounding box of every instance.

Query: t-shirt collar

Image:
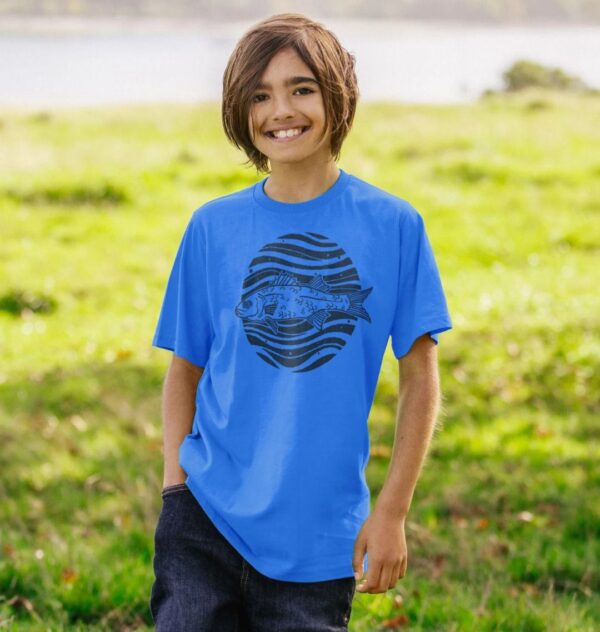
[253,168,349,213]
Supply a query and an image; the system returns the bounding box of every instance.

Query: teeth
[271,127,304,138]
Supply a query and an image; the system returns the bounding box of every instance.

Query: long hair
[221,13,360,174]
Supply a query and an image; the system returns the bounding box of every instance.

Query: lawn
[0,89,598,630]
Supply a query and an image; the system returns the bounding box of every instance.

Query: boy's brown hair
[222,13,359,174]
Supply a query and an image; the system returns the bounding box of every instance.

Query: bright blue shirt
[152,167,453,582]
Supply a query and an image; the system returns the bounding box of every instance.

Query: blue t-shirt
[152,167,452,582]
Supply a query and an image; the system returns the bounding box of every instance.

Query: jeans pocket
[161,482,190,499]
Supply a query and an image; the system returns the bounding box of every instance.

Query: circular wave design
[234,232,373,372]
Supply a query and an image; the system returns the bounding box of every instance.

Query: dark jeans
[150,483,356,631]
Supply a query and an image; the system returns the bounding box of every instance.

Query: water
[1,17,599,107]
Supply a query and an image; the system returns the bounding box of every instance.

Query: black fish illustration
[235,271,372,334]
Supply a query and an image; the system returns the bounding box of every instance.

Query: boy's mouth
[265,126,311,142]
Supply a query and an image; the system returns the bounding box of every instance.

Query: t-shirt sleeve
[390,206,453,359]
[151,210,213,368]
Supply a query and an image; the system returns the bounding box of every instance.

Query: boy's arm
[161,354,203,488]
[375,332,442,518]
[353,333,442,593]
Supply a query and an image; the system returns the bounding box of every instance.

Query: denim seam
[343,582,355,626]
[240,560,250,594]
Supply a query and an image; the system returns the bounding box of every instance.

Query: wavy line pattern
[237,232,370,372]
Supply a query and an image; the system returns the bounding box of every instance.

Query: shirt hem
[151,336,208,368]
[392,319,453,359]
[184,475,356,583]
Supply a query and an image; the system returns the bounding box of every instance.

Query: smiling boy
[149,12,452,632]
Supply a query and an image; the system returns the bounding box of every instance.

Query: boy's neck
[263,162,341,204]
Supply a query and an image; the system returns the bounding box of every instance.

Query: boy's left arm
[352,333,442,593]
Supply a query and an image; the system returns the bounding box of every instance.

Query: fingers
[352,537,367,581]
[356,560,381,593]
[389,561,402,589]
[356,560,405,594]
[378,564,394,593]
[352,529,408,594]
[399,553,408,579]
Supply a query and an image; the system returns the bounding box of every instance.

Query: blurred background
[1,1,598,630]
[2,0,600,106]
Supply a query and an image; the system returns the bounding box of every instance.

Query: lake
[1,16,599,107]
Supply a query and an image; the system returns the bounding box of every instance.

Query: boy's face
[248,47,332,169]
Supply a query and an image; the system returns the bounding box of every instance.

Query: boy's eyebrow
[255,76,319,90]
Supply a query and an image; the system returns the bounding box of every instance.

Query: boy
[150,12,452,632]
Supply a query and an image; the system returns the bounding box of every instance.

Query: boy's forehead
[259,48,315,82]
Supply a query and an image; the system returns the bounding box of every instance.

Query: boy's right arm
[161,354,203,488]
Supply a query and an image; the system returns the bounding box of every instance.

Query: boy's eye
[251,87,314,103]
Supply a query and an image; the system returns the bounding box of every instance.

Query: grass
[0,88,598,630]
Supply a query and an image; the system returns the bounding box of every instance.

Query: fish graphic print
[235,271,372,335]
[235,232,373,372]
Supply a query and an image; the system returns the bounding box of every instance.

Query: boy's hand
[352,508,407,593]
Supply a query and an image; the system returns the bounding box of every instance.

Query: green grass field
[0,89,598,630]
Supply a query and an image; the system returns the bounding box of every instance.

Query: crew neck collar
[253,168,350,213]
